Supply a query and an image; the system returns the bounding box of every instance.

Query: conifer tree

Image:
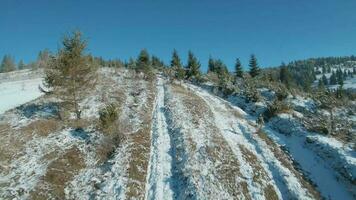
[186,51,201,80]
[18,60,26,70]
[170,49,182,68]
[279,62,292,88]
[208,56,215,73]
[329,72,337,85]
[322,74,328,85]
[249,54,260,78]
[0,55,16,72]
[170,49,185,80]
[137,49,154,79]
[235,58,243,78]
[44,31,97,120]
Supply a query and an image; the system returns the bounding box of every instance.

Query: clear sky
[1,0,356,71]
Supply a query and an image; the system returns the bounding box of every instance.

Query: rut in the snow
[145,78,174,200]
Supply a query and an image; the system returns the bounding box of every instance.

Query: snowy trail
[188,83,317,199]
[145,77,174,200]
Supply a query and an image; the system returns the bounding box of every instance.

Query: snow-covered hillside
[0,68,355,200]
[0,69,43,114]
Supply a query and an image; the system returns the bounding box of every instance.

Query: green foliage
[185,51,201,80]
[249,54,260,78]
[99,103,119,130]
[44,31,97,120]
[235,58,243,78]
[279,62,293,88]
[170,49,182,68]
[207,57,228,75]
[263,100,290,120]
[18,60,26,70]
[0,55,16,73]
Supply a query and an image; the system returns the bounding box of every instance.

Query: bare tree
[44,31,97,119]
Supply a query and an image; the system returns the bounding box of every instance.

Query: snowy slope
[0,78,43,114]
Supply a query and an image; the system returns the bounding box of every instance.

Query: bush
[263,100,290,120]
[99,103,118,130]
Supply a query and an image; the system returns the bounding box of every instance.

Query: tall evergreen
[186,51,201,79]
[279,62,292,87]
[44,31,97,119]
[18,60,26,70]
[0,55,16,73]
[137,49,150,69]
[208,56,215,73]
[249,54,260,77]
[170,49,182,68]
[329,71,337,85]
[235,58,243,78]
[321,74,328,85]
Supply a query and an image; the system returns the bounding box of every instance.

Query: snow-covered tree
[235,58,243,78]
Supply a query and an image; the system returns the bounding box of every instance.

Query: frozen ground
[0,78,43,114]
[0,69,355,199]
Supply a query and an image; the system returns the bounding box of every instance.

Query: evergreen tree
[18,60,26,70]
[322,74,328,85]
[137,49,150,69]
[249,54,260,77]
[44,31,97,119]
[170,49,182,68]
[318,79,325,91]
[126,58,136,69]
[208,56,215,73]
[279,62,292,87]
[0,55,16,72]
[137,49,154,79]
[170,49,184,80]
[329,72,337,85]
[37,49,50,68]
[235,58,243,78]
[186,51,201,80]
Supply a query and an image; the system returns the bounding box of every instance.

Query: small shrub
[99,103,118,130]
[263,100,290,120]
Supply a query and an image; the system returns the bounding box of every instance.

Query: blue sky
[1,0,356,71]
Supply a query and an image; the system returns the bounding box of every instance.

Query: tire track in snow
[188,83,319,200]
[145,77,174,200]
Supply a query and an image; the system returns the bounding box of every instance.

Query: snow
[145,77,174,200]
[0,78,43,114]
[266,114,355,200]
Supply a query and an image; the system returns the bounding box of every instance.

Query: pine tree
[279,62,292,88]
[0,55,16,72]
[186,51,201,80]
[137,49,154,79]
[208,56,215,73]
[44,31,97,120]
[322,74,328,85]
[170,49,185,80]
[18,60,26,70]
[137,49,150,69]
[37,49,50,68]
[249,54,260,78]
[235,58,243,78]
[170,49,182,68]
[329,72,337,85]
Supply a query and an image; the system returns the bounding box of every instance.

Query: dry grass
[125,79,156,199]
[30,147,86,199]
[239,145,279,199]
[172,84,251,199]
[257,130,321,199]
[20,119,61,137]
